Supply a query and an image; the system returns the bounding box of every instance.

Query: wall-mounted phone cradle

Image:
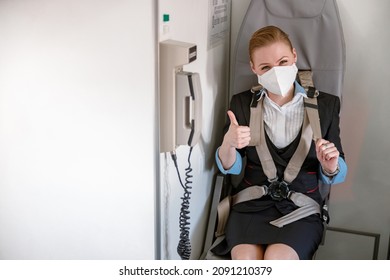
[159,39,202,153]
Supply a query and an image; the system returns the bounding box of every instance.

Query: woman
[213,26,347,260]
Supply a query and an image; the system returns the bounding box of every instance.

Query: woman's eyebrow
[258,56,289,67]
[276,56,289,62]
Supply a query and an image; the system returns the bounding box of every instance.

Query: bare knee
[231,244,264,260]
[264,243,299,260]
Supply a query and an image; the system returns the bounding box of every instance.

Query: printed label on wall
[208,0,230,49]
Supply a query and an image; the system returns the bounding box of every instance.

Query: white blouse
[262,90,307,149]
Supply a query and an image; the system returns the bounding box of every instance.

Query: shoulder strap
[298,70,322,141]
[304,95,321,141]
[248,85,264,146]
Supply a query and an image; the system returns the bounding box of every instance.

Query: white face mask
[257,63,298,96]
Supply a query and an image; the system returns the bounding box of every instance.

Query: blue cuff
[215,147,242,175]
[320,157,347,185]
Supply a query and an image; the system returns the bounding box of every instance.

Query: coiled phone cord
[171,146,193,260]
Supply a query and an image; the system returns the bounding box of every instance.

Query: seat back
[231,0,345,99]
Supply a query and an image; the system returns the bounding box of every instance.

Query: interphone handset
[176,71,202,148]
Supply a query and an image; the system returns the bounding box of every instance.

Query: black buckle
[267,181,290,201]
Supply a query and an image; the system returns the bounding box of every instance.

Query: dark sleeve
[320,93,345,160]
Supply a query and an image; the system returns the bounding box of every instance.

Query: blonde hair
[249,26,293,62]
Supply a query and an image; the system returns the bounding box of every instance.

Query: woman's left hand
[315,139,339,174]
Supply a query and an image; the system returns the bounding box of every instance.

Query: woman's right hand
[223,110,251,149]
[218,110,251,170]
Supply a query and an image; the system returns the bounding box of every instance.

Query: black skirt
[211,200,324,260]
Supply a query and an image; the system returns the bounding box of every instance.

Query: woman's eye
[261,66,270,71]
[279,60,288,65]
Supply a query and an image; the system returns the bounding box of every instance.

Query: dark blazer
[223,89,345,210]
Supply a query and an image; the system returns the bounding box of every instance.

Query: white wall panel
[0,0,157,259]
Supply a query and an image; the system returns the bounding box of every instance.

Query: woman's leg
[231,244,265,260]
[264,243,299,260]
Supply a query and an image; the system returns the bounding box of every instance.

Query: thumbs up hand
[224,110,251,149]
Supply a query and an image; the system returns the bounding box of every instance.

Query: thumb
[227,110,239,126]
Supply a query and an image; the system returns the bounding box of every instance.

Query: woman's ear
[250,60,257,74]
[292,48,298,63]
